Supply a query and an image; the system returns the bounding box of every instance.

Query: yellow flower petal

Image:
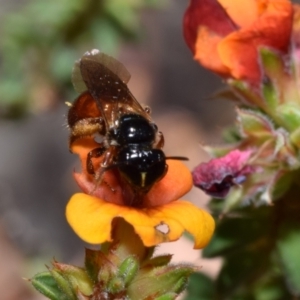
[66,193,215,249]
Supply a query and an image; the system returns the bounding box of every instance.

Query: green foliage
[185,273,214,300]
[277,223,300,295]
[32,239,194,299]
[84,248,106,282]
[276,103,300,132]
[118,256,139,286]
[49,269,77,300]
[31,271,74,300]
[187,72,300,299]
[203,206,271,258]
[0,0,165,118]
[186,183,300,300]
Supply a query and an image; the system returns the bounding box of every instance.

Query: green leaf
[185,272,214,300]
[259,48,292,112]
[203,207,271,258]
[222,187,244,214]
[50,269,76,300]
[290,127,300,148]
[107,275,125,294]
[50,47,78,82]
[103,0,139,33]
[0,79,26,105]
[141,255,173,268]
[128,265,194,300]
[229,79,265,108]
[237,108,274,141]
[118,256,139,286]
[222,126,242,143]
[262,78,278,111]
[253,272,292,300]
[260,48,284,84]
[85,248,107,282]
[276,103,300,132]
[269,171,294,201]
[277,223,300,294]
[53,262,93,296]
[154,293,177,300]
[90,18,121,54]
[31,271,71,300]
[260,48,300,107]
[216,247,270,297]
[210,87,243,103]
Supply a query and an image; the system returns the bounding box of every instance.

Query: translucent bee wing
[72,60,87,94]
[72,50,150,129]
[72,49,131,94]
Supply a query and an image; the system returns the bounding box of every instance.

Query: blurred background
[0,0,235,299]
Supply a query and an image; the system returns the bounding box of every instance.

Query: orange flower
[70,138,193,207]
[66,138,215,248]
[292,4,300,53]
[183,0,293,83]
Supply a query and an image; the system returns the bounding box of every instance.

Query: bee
[68,50,185,205]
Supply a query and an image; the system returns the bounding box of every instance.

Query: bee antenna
[166,156,189,161]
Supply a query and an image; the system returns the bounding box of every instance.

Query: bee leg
[154,131,165,149]
[89,146,118,194]
[103,180,116,193]
[94,146,119,187]
[91,166,115,194]
[87,147,106,175]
